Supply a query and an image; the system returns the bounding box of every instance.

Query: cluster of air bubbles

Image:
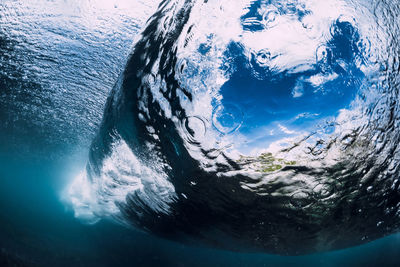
[64,0,400,254]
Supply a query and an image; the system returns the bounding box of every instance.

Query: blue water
[1,147,400,266]
[1,0,400,266]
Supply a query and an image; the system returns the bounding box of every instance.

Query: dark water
[1,152,400,266]
[1,0,400,266]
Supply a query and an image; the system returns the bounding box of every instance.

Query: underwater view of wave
[1,0,400,265]
[65,0,400,255]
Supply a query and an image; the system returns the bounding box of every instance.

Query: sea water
[1,0,400,266]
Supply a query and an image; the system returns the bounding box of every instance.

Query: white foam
[65,136,176,224]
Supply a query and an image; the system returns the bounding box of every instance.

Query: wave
[67,0,400,255]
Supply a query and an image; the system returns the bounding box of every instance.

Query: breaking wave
[67,0,400,255]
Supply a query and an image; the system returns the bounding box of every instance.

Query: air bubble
[262,9,279,28]
[255,49,271,67]
[183,116,207,143]
[212,103,244,134]
[313,184,333,199]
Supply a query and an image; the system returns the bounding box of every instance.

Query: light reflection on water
[1,0,400,265]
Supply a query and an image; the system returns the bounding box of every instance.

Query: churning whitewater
[67,0,400,255]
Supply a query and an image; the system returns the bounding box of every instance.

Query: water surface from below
[1,0,400,265]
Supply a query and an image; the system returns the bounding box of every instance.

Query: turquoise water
[0,146,399,265]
